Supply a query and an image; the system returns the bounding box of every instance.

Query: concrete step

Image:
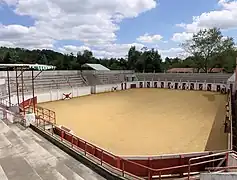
[0,121,105,180]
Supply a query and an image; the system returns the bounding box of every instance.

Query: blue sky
[0,0,236,59]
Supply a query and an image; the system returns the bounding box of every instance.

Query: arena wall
[5,82,136,105]
[4,80,229,106]
[7,86,91,104]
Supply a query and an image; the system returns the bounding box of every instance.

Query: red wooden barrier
[50,124,227,179]
[20,97,37,109]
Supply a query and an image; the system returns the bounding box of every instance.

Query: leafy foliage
[182,28,236,72]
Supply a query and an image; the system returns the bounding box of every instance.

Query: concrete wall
[8,86,91,104]
[200,173,237,180]
[5,80,228,105]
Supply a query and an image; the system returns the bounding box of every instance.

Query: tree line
[0,28,236,73]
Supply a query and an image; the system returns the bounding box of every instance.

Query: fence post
[71,135,73,148]
[188,159,191,180]
[148,169,152,180]
[121,160,124,177]
[148,157,152,180]
[117,157,121,169]
[101,150,103,166]
[61,130,64,142]
[226,152,229,169]
[85,142,87,155]
[52,124,54,135]
[49,110,51,122]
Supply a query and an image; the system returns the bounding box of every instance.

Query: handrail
[33,105,56,124]
[206,166,237,171]
[187,151,229,180]
[34,117,234,180]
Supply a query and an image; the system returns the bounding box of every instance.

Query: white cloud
[0,41,15,47]
[137,33,163,43]
[0,24,54,49]
[58,43,145,58]
[0,0,156,48]
[0,0,158,59]
[58,43,189,60]
[94,43,145,58]
[171,32,193,42]
[171,0,237,49]
[159,47,189,59]
[176,0,237,33]
[58,45,91,55]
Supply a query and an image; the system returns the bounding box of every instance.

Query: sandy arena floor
[40,89,228,156]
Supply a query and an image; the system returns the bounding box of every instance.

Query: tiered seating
[136,73,231,83]
[65,74,86,87]
[96,73,123,84]
[6,72,87,93]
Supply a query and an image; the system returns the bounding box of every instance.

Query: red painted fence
[35,118,229,180]
[20,97,56,124]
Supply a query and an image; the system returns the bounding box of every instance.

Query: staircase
[84,73,102,86]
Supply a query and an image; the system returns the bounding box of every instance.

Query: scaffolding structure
[0,64,55,115]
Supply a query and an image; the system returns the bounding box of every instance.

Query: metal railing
[33,117,233,180]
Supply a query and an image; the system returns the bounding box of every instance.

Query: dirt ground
[39,89,228,156]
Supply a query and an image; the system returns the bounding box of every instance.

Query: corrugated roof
[83,63,110,71]
[0,64,55,70]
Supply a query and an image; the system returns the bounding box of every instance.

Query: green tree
[128,46,141,70]
[38,53,48,64]
[182,28,235,72]
[3,52,12,64]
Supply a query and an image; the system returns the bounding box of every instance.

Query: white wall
[95,84,122,93]
[6,86,91,104]
[2,80,229,106]
[95,82,136,94]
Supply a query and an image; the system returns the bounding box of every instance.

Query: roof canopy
[0,64,56,70]
[82,63,110,71]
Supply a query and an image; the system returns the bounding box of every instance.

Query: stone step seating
[96,74,121,84]
[65,75,85,87]
[7,74,86,92]
[0,120,105,180]
[9,78,60,92]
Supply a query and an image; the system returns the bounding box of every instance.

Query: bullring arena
[40,89,227,156]
[0,64,237,180]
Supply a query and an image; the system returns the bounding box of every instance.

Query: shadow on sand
[205,98,228,151]
[202,94,216,102]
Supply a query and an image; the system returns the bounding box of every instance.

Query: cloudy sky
[0,0,237,59]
